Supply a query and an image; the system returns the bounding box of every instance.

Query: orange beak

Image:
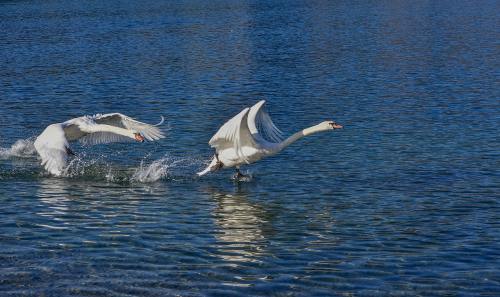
[134,133,145,142]
[329,122,343,129]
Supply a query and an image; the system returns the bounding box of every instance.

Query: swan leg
[214,153,223,170]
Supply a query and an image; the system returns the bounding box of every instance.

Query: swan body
[197,100,342,177]
[34,113,165,176]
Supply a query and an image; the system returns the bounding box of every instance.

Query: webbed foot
[231,169,252,182]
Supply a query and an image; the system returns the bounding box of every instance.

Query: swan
[197,100,342,179]
[34,113,165,176]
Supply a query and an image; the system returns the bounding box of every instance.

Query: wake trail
[0,138,37,159]
[1,139,209,183]
[53,153,208,183]
[130,155,207,183]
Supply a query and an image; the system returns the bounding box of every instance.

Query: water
[1,0,499,295]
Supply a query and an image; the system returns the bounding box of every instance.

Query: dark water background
[1,0,499,296]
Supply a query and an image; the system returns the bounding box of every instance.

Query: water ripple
[1,0,499,296]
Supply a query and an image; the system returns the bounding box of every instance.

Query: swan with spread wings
[197,100,342,179]
[34,113,165,176]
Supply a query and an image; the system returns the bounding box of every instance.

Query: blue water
[1,0,499,296]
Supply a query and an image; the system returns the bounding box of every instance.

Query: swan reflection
[207,187,273,263]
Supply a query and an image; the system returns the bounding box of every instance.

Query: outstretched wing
[34,124,69,176]
[247,100,283,143]
[208,107,256,163]
[60,116,135,146]
[91,113,165,141]
[78,131,133,146]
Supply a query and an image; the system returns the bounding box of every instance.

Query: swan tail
[197,156,220,177]
[197,166,211,176]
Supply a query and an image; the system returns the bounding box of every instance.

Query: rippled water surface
[1,0,499,296]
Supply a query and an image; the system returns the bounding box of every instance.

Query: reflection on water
[208,187,272,264]
[36,178,73,218]
[35,178,145,229]
[0,0,498,295]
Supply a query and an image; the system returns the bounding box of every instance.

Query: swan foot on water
[231,168,251,182]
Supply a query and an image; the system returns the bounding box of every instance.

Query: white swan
[34,113,165,176]
[197,100,342,178]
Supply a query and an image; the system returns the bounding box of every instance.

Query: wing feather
[34,124,69,176]
[91,113,165,141]
[247,100,283,143]
[209,107,256,163]
[79,132,132,146]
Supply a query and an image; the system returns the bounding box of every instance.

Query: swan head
[303,121,342,136]
[134,133,145,142]
[328,121,343,130]
[321,121,343,131]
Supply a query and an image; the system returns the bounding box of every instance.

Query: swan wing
[34,124,69,176]
[248,100,283,143]
[59,116,132,146]
[91,113,165,141]
[78,131,133,146]
[209,107,256,163]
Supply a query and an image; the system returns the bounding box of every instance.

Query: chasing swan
[197,100,342,179]
[34,113,165,176]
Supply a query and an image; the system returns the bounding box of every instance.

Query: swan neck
[278,130,306,151]
[278,123,326,151]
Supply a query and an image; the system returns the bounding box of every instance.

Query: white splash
[105,168,116,182]
[131,155,203,183]
[63,153,103,178]
[1,139,205,183]
[131,158,171,183]
[0,138,36,159]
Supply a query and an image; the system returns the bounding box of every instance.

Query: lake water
[0,0,499,296]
